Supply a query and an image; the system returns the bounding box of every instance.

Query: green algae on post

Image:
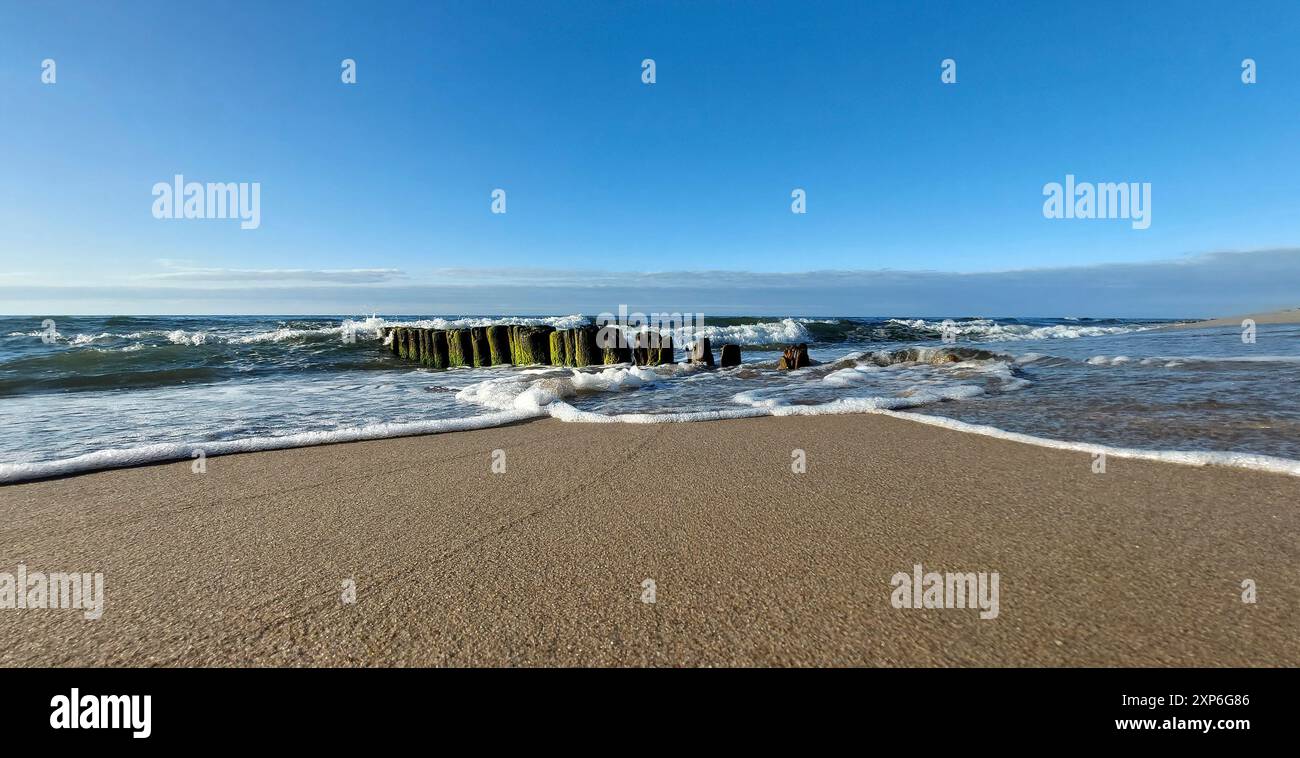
[550,330,569,366]
[486,325,511,365]
[447,329,474,368]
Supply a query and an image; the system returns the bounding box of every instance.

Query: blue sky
[1,1,1298,316]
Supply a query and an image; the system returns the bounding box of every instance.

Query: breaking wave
[887,318,1152,341]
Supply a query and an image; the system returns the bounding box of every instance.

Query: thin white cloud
[5,248,1297,317]
[139,262,406,284]
[419,249,1299,290]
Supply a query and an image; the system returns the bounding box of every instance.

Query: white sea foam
[1085,353,1300,367]
[231,317,390,344]
[385,314,590,332]
[17,328,221,347]
[597,317,831,347]
[166,329,212,346]
[733,383,989,411]
[888,318,1149,342]
[569,365,660,392]
[675,318,832,346]
[1086,355,1132,365]
[450,357,1300,477]
[456,372,563,410]
[545,401,766,424]
[1180,354,1300,364]
[822,365,883,386]
[878,410,1300,477]
[543,386,1300,477]
[6,361,1298,482]
[68,332,116,346]
[0,409,541,484]
[455,365,660,411]
[93,316,585,349]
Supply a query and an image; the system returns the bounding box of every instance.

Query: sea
[3,314,1298,482]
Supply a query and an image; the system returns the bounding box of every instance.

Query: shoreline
[2,413,1297,666]
[1162,307,1300,330]
[5,400,1300,485]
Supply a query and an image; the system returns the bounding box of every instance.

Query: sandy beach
[1165,307,1300,329]
[1,413,1296,667]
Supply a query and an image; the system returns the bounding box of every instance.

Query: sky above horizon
[2,1,1298,316]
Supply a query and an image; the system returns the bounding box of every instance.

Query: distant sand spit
[1164,307,1300,330]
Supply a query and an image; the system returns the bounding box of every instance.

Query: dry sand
[1,414,1297,667]
[1164,307,1300,330]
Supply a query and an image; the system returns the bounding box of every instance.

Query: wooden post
[386,322,687,368]
[688,337,714,367]
[603,345,631,364]
[417,329,431,365]
[635,332,674,366]
[471,327,491,367]
[572,325,600,367]
[429,330,450,369]
[550,330,569,366]
[486,326,511,365]
[393,327,407,358]
[777,343,812,370]
[447,329,473,368]
[513,326,552,365]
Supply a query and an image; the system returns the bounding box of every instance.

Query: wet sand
[1,414,1297,666]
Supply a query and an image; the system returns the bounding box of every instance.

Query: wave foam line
[887,318,1150,342]
[539,397,1300,478]
[879,410,1300,478]
[0,409,542,484]
[8,394,1299,484]
[382,314,590,331]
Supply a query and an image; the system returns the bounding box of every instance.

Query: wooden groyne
[380,325,741,369]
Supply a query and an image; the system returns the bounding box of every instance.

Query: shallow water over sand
[2,314,1297,481]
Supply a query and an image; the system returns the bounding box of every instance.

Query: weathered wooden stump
[428,330,450,369]
[511,326,553,365]
[406,329,420,363]
[393,327,407,359]
[777,343,813,370]
[549,330,569,366]
[532,326,555,364]
[415,329,428,365]
[486,325,512,365]
[446,329,474,368]
[688,337,714,367]
[470,327,491,366]
[603,345,632,364]
[634,332,675,366]
[507,326,522,365]
[419,329,432,365]
[719,343,741,367]
[563,329,578,366]
[572,325,600,367]
[385,321,701,369]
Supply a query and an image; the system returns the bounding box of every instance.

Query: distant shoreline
[1163,307,1300,330]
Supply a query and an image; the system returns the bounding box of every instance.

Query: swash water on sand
[2,314,1298,482]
